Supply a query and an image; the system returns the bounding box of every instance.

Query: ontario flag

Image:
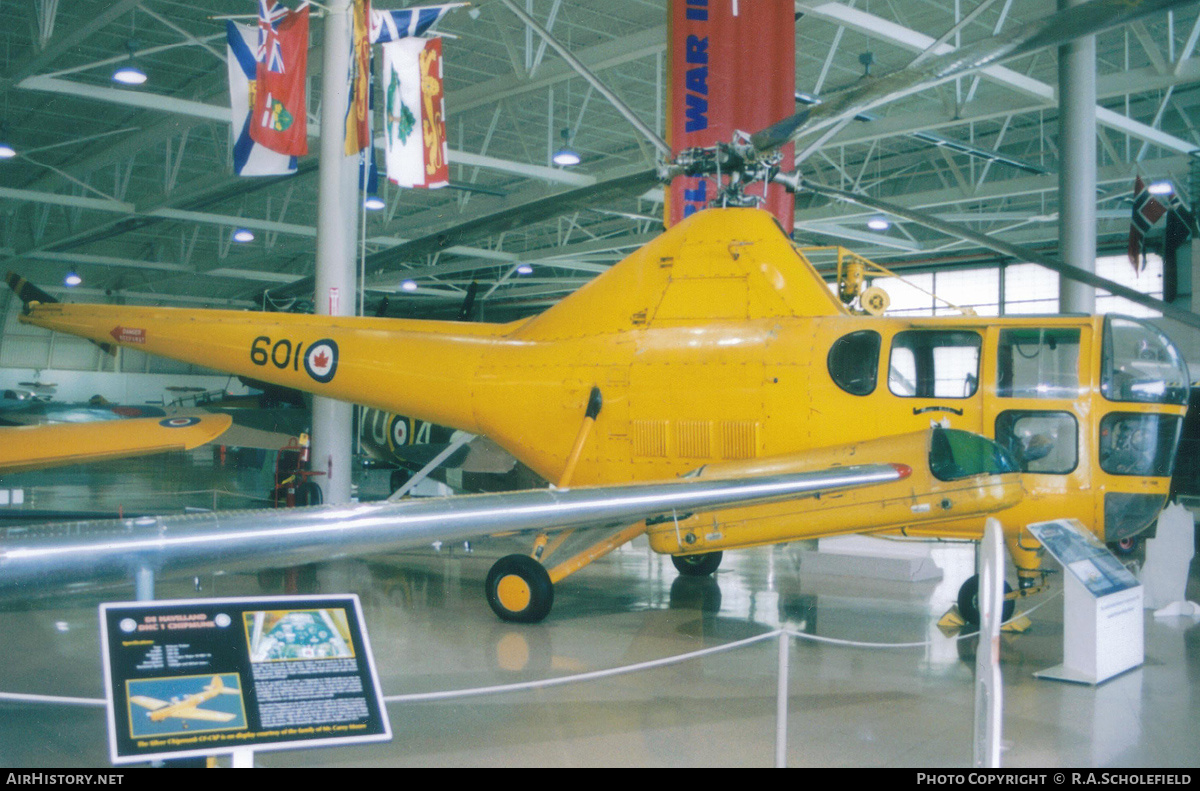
[381,36,448,188]
[226,21,297,176]
[1128,176,1167,273]
[251,0,309,157]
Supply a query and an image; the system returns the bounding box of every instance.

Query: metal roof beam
[794,1,1199,155]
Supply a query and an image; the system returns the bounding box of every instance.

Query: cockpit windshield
[929,428,1020,482]
[1101,316,1189,405]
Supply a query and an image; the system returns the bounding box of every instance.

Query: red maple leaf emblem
[312,350,329,369]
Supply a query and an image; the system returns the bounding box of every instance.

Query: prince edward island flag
[226,21,297,177]
[383,36,448,189]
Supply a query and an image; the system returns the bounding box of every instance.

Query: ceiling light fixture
[552,128,580,167]
[364,194,386,210]
[232,228,255,243]
[516,264,533,275]
[64,272,82,287]
[1148,180,1174,196]
[0,125,15,159]
[112,40,147,85]
[867,217,890,231]
[401,280,418,292]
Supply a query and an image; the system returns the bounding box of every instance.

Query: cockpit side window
[888,330,981,398]
[996,328,1081,398]
[827,330,881,396]
[1101,316,1189,405]
[995,410,1078,474]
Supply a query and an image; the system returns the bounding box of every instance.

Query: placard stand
[1028,519,1144,686]
[1035,572,1143,685]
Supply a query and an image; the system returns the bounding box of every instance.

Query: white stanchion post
[972,518,1004,768]
[775,630,790,768]
[135,565,154,602]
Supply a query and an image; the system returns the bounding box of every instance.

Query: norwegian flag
[257,0,289,73]
[1128,176,1167,273]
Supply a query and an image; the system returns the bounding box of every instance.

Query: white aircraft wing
[0,462,908,597]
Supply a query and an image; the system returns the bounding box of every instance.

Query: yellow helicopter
[3,0,1193,624]
[5,200,1188,622]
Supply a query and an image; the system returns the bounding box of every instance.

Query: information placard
[100,595,391,764]
[1027,519,1140,597]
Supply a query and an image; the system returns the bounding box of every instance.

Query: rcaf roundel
[304,339,339,383]
[388,415,409,450]
[159,417,201,428]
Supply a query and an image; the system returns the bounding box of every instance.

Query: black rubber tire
[671,551,723,577]
[957,574,1015,626]
[485,554,554,623]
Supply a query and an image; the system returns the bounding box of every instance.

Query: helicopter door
[886,329,985,435]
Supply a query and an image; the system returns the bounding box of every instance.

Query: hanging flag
[226,21,297,177]
[250,1,309,157]
[360,49,381,197]
[1128,176,1167,273]
[381,36,449,189]
[345,0,372,156]
[1163,195,1195,302]
[369,3,457,43]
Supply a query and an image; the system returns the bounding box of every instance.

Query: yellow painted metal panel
[0,413,232,473]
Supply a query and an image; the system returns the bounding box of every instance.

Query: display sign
[100,595,391,764]
[1027,519,1140,598]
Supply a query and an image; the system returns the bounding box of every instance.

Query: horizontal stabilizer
[6,273,114,355]
[5,272,56,309]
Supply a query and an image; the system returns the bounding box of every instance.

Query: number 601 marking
[250,335,305,371]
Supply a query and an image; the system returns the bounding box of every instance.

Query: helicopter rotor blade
[753,0,1195,159]
[785,174,1200,332]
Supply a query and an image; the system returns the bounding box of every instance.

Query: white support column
[312,0,358,506]
[1057,0,1097,313]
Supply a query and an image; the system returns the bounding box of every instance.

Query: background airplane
[0,413,231,475]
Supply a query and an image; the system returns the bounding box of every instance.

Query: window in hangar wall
[867,254,1164,318]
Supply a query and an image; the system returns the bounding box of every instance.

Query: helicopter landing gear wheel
[671,551,723,577]
[485,554,554,623]
[1109,536,1139,556]
[957,574,1014,627]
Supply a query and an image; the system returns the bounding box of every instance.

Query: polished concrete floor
[1,449,1198,768]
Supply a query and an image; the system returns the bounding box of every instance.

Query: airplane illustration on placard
[129,675,241,725]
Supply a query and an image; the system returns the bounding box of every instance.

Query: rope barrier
[0,594,1062,709]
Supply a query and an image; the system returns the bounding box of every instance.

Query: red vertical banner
[419,37,450,188]
[666,0,795,231]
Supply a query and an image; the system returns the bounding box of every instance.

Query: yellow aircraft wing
[128,695,169,711]
[0,413,232,474]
